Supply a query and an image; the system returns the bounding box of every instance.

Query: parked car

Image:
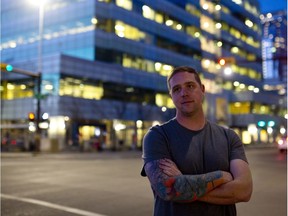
[277,137,287,153]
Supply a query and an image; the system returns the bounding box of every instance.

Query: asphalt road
[1,148,287,216]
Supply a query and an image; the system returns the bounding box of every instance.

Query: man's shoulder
[207,121,231,132]
[150,118,176,131]
[206,121,239,141]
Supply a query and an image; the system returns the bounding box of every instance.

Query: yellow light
[215,23,222,29]
[218,58,226,66]
[215,5,221,10]
[217,41,222,47]
[176,24,182,30]
[28,112,35,121]
[194,32,200,38]
[7,83,15,90]
[91,17,98,25]
[202,4,209,10]
[165,20,173,26]
[245,19,253,28]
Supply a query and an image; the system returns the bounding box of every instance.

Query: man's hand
[159,158,182,176]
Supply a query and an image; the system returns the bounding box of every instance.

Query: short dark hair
[167,66,202,91]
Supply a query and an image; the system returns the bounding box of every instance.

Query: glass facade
[1,0,286,151]
[261,10,287,94]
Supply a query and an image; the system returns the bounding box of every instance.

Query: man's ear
[201,84,205,93]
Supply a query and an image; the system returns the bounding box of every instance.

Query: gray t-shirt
[141,119,248,216]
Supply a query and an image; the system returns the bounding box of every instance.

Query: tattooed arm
[198,159,253,204]
[144,158,233,202]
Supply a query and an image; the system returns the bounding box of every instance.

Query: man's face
[169,72,205,116]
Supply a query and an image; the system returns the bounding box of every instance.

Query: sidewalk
[1,149,143,160]
[244,142,277,149]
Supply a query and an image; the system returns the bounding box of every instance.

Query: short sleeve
[141,125,172,176]
[227,129,248,163]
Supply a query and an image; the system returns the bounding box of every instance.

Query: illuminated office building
[261,10,287,94]
[1,0,286,151]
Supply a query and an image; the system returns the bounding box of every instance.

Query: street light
[29,0,46,74]
[29,0,47,152]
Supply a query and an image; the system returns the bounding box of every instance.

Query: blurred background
[1,0,287,153]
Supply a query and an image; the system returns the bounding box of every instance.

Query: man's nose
[180,88,188,96]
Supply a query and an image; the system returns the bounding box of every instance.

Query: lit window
[239,83,245,89]
[202,4,209,10]
[165,20,173,26]
[231,46,239,53]
[217,41,222,47]
[194,32,200,38]
[232,0,242,5]
[203,59,211,68]
[253,88,259,93]
[116,0,132,10]
[215,23,222,29]
[142,5,155,20]
[176,24,182,30]
[245,19,253,28]
[215,4,221,11]
[248,85,254,91]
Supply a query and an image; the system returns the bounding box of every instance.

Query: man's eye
[188,84,195,89]
[173,87,181,93]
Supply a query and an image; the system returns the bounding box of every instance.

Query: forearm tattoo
[145,160,223,202]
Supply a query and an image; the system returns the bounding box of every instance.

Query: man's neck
[176,112,206,131]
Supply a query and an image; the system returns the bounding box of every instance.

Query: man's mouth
[181,100,193,104]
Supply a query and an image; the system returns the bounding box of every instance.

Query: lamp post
[30,0,46,152]
[37,1,45,75]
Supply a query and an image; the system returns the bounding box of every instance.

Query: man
[141,66,252,216]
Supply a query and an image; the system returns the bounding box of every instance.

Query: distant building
[1,0,286,151]
[261,10,287,93]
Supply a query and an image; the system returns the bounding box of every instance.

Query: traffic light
[39,112,50,129]
[6,64,13,71]
[28,112,35,121]
[0,63,13,72]
[257,121,266,127]
[268,121,275,127]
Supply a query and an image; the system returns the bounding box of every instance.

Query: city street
[1,148,287,216]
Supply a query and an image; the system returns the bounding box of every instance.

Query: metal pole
[38,4,44,75]
[35,4,44,153]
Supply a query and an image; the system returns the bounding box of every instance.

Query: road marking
[1,193,107,216]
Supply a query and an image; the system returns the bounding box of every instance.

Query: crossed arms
[144,158,252,204]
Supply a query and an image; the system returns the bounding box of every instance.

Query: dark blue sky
[259,0,287,13]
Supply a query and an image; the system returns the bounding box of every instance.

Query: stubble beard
[179,104,198,117]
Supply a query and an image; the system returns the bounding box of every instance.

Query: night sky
[259,0,287,13]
